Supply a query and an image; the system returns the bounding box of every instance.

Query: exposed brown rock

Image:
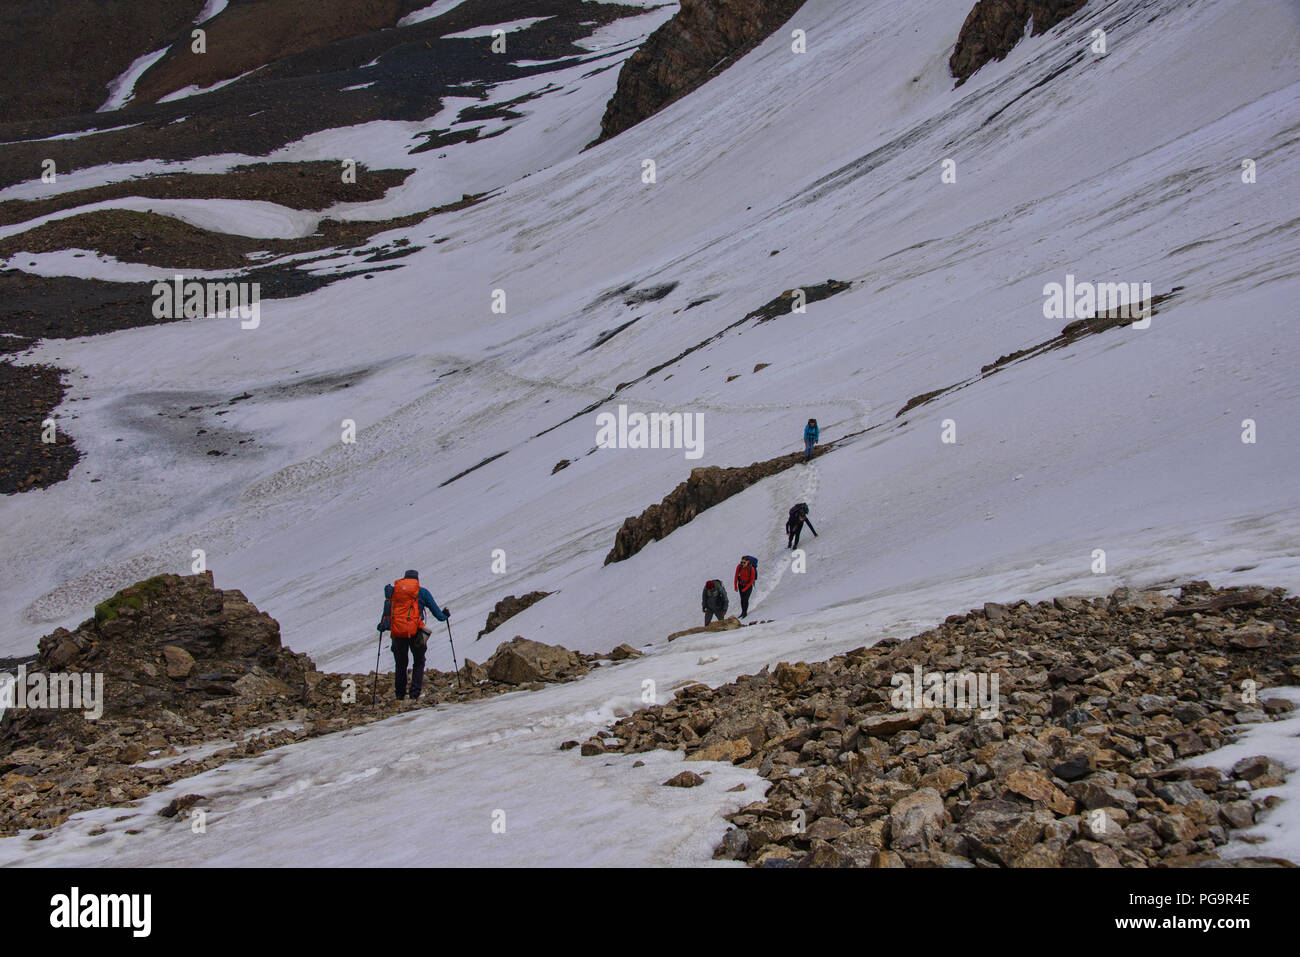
[663,770,706,788]
[478,592,552,639]
[606,450,827,565]
[484,636,588,685]
[596,0,809,143]
[161,645,195,680]
[949,0,1088,86]
[668,618,742,641]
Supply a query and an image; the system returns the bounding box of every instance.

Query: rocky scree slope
[588,583,1299,867]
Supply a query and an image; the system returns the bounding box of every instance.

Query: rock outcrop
[484,636,590,686]
[0,573,629,836]
[588,583,1300,867]
[478,591,552,638]
[949,0,1088,85]
[605,447,827,565]
[33,571,319,724]
[595,0,809,144]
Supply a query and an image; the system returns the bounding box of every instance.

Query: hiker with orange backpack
[734,555,757,618]
[378,570,449,700]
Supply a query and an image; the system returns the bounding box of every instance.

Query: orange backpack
[390,578,422,639]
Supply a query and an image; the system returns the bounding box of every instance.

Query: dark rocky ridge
[588,582,1300,867]
[949,0,1088,86]
[604,445,829,565]
[595,0,809,143]
[479,592,553,638]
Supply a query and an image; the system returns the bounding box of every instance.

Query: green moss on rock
[93,575,173,623]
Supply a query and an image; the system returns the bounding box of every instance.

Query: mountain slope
[0,0,1297,864]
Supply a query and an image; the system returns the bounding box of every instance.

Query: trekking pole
[445,619,462,689]
[371,631,385,706]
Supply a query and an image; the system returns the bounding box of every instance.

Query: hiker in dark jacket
[786,503,817,549]
[702,580,729,625]
[734,557,756,618]
[803,418,820,460]
[379,570,449,700]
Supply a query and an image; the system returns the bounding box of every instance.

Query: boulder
[162,645,195,680]
[888,787,947,851]
[486,637,586,685]
[1061,840,1121,867]
[773,661,811,690]
[858,710,926,739]
[687,738,753,763]
[1004,768,1075,815]
[233,673,293,697]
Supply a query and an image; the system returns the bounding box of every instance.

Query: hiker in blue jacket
[803,418,819,460]
[379,570,450,700]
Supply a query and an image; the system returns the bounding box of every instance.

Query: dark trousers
[392,635,427,699]
[788,518,816,548]
[704,608,725,625]
[739,587,752,617]
[804,438,815,459]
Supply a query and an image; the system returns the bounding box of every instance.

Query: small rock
[663,770,705,788]
[161,645,195,680]
[1061,840,1121,867]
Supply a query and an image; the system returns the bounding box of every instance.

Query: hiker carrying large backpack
[701,580,729,626]
[379,569,449,700]
[786,502,817,549]
[734,556,757,618]
[803,418,820,460]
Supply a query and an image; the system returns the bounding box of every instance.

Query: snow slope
[1,0,1298,864]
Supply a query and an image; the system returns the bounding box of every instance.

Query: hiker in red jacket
[734,556,757,618]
